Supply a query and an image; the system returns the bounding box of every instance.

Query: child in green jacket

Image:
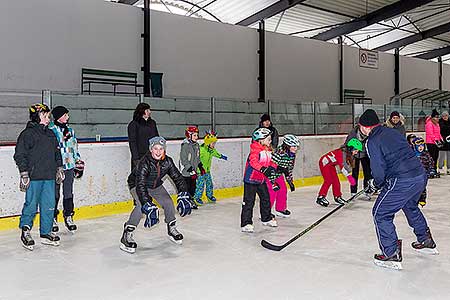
[193,130,227,204]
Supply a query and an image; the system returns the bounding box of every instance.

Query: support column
[142,0,151,97]
[338,36,344,104]
[258,20,265,102]
[394,48,400,96]
[438,56,443,91]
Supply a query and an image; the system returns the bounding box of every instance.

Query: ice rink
[0,178,449,300]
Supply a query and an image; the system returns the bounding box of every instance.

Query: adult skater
[438,111,450,174]
[120,136,192,254]
[425,109,443,171]
[384,111,406,135]
[258,113,279,149]
[359,109,438,270]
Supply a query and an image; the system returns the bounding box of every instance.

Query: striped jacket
[49,122,81,170]
[268,147,295,182]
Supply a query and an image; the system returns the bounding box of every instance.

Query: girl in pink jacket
[425,109,443,170]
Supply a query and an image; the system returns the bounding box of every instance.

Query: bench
[81,68,143,96]
[344,89,372,104]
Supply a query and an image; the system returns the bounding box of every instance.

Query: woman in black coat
[127,103,159,171]
[438,111,450,174]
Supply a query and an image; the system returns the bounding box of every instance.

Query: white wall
[344,47,395,104]
[266,32,339,102]
[0,135,347,217]
[0,0,142,93]
[401,56,439,92]
[443,63,450,91]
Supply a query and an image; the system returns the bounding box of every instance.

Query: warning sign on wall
[359,49,378,69]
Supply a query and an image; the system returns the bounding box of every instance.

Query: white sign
[359,49,378,69]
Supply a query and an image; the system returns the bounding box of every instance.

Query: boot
[412,229,438,255]
[167,220,183,245]
[374,240,402,270]
[120,224,137,254]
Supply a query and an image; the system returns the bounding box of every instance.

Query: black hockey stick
[261,189,367,251]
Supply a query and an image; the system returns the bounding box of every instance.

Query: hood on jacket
[385,114,405,128]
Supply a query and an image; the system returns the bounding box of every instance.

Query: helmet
[74,160,85,179]
[29,103,50,122]
[282,134,300,147]
[412,137,425,156]
[185,126,199,139]
[406,134,417,145]
[252,127,271,141]
[346,138,363,152]
[204,130,218,146]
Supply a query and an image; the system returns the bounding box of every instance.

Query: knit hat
[148,136,166,150]
[359,109,380,127]
[52,106,69,121]
[204,130,218,146]
[260,113,271,122]
[390,111,400,119]
[431,109,439,118]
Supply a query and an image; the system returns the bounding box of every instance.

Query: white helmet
[282,134,300,147]
[252,128,271,141]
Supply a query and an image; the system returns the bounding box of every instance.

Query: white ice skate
[120,224,137,254]
[241,224,254,233]
[262,219,278,227]
[168,221,183,245]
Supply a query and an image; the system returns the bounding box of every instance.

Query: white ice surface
[0,178,449,300]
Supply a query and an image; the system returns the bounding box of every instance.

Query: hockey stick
[261,189,367,251]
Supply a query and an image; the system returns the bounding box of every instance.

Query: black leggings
[427,144,439,170]
[351,157,372,193]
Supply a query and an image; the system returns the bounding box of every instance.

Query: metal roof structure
[108,0,450,63]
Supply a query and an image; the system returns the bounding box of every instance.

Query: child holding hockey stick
[316,138,362,207]
[265,134,299,218]
[193,130,227,204]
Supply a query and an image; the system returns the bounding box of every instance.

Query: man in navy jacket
[359,109,438,270]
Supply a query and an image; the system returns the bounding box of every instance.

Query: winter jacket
[366,126,424,188]
[49,122,80,170]
[319,148,352,177]
[345,125,369,158]
[418,151,435,175]
[14,121,62,180]
[425,117,443,144]
[128,153,187,205]
[257,122,279,149]
[199,144,222,173]
[179,139,200,177]
[269,147,296,182]
[439,118,450,151]
[384,115,406,135]
[243,141,274,185]
[127,117,159,161]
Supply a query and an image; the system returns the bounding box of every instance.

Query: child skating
[179,126,201,209]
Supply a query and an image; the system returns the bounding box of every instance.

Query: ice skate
[64,215,77,232]
[52,218,59,233]
[275,210,291,218]
[193,197,203,206]
[334,196,347,205]
[374,240,402,270]
[412,229,439,255]
[120,224,137,254]
[40,232,60,246]
[262,219,278,227]
[167,220,183,245]
[316,195,329,207]
[189,198,198,210]
[21,226,35,251]
[207,196,217,203]
[241,224,254,233]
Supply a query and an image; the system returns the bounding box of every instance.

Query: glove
[347,175,356,186]
[366,179,379,194]
[260,166,276,178]
[177,192,192,217]
[287,180,295,192]
[272,182,280,191]
[19,172,30,192]
[141,201,159,228]
[435,140,444,148]
[198,163,206,176]
[190,172,198,180]
[220,154,228,161]
[56,167,65,185]
[446,136,450,143]
[276,166,288,175]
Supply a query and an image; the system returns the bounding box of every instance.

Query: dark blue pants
[372,174,429,256]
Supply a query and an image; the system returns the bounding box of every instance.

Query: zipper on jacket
[153,161,160,189]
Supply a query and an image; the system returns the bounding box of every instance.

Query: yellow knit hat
[204,130,218,146]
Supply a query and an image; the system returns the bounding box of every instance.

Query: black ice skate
[189,198,198,210]
[40,232,60,246]
[374,240,402,270]
[64,215,77,232]
[334,196,347,205]
[21,226,35,251]
[52,218,59,233]
[275,210,291,218]
[168,220,183,245]
[412,229,439,255]
[316,196,329,207]
[120,224,137,254]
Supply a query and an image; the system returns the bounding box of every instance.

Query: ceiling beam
[374,22,450,52]
[312,0,435,41]
[236,0,307,27]
[118,0,140,5]
[414,45,450,59]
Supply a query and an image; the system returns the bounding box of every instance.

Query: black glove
[260,166,276,178]
[435,140,444,149]
[287,180,295,192]
[276,166,288,175]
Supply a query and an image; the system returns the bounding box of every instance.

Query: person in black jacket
[438,111,450,174]
[14,103,64,250]
[127,103,159,171]
[120,136,192,254]
[258,113,279,149]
